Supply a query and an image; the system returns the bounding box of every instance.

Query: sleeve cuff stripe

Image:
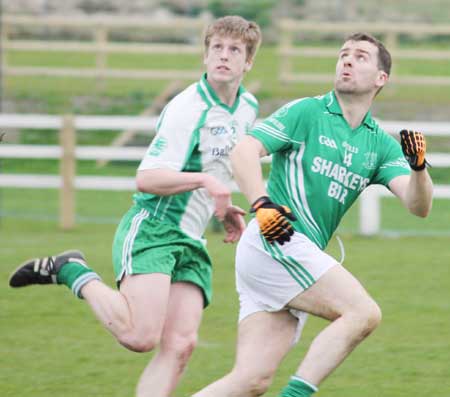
[253,125,289,142]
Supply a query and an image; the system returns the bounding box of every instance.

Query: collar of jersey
[326,91,376,131]
[198,73,244,114]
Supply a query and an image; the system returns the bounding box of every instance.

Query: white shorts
[235,218,338,343]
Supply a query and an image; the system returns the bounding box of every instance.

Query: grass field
[1,194,449,397]
[2,39,450,396]
[2,188,450,234]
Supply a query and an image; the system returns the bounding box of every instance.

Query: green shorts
[112,205,213,307]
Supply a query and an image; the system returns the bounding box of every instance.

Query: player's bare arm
[388,171,433,217]
[136,168,232,220]
[231,135,297,245]
[136,168,220,195]
[230,135,268,203]
[389,129,433,217]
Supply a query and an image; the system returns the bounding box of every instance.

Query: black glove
[399,129,429,171]
[250,196,297,245]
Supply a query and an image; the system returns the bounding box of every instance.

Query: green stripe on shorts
[260,234,311,289]
[112,204,213,307]
[272,242,315,286]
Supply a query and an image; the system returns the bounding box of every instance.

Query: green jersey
[249,91,410,249]
[135,74,258,241]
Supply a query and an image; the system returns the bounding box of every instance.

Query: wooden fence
[0,113,450,234]
[278,20,450,85]
[1,14,210,84]
[0,114,157,229]
[2,15,450,87]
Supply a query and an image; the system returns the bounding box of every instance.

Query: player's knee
[117,329,161,353]
[160,331,198,363]
[354,299,382,337]
[247,372,274,396]
[365,300,382,332]
[231,368,275,396]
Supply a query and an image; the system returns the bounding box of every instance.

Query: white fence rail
[2,113,450,135]
[0,113,449,233]
[1,14,208,84]
[278,20,450,86]
[0,114,159,130]
[358,184,450,235]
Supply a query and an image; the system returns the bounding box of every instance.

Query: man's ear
[376,70,389,89]
[244,59,253,73]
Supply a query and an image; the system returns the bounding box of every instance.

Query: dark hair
[344,32,391,75]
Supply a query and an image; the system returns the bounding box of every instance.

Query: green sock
[57,262,101,298]
[279,376,318,397]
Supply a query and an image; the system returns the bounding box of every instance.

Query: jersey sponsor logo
[328,181,348,204]
[311,156,370,205]
[148,136,167,156]
[311,156,369,191]
[210,126,229,136]
[363,152,378,170]
[211,144,233,157]
[319,135,338,149]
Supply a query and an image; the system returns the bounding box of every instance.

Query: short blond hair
[204,15,262,62]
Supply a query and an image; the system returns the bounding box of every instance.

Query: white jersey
[135,74,258,241]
